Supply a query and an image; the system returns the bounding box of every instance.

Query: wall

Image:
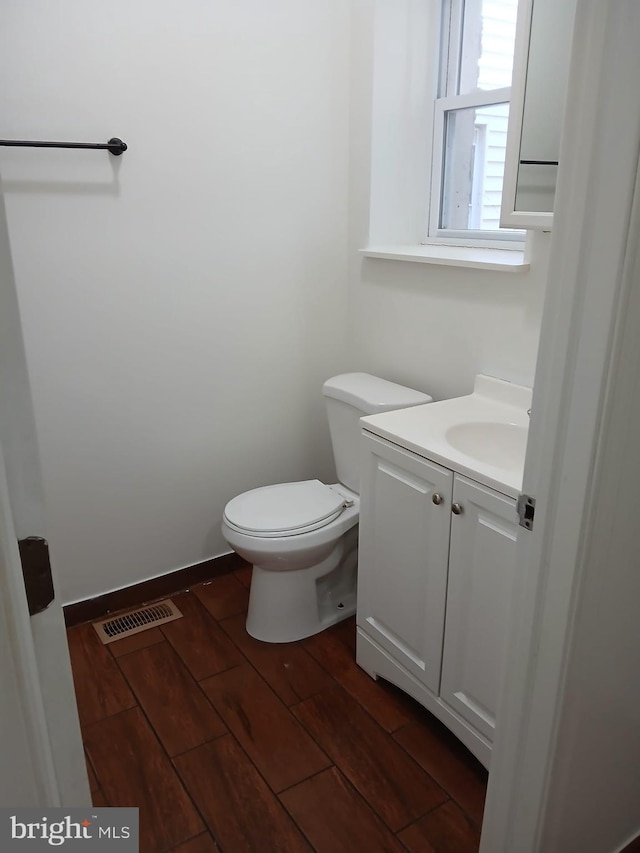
[0,0,548,604]
[346,242,549,401]
[0,0,350,603]
[347,0,549,402]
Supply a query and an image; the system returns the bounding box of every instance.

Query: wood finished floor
[67,563,487,853]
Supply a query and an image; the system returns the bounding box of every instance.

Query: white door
[481,2,640,849]
[440,475,518,743]
[0,192,89,807]
[0,437,90,807]
[357,432,452,693]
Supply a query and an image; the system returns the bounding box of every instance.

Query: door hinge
[18,536,55,615]
[516,494,536,530]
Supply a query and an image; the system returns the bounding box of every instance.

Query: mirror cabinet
[501,0,577,229]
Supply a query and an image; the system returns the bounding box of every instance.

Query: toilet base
[245,530,358,643]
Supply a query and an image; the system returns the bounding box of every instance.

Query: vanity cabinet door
[440,475,518,743]
[357,432,452,694]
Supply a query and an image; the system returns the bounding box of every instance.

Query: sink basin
[360,375,532,496]
[445,422,528,469]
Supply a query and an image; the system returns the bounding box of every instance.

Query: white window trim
[359,242,530,271]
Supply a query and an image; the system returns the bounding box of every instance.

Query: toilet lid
[223,480,346,537]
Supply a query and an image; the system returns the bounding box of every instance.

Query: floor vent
[92,599,183,644]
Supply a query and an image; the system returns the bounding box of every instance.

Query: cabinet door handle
[451,502,463,515]
[432,493,443,506]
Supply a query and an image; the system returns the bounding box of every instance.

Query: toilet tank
[322,373,432,494]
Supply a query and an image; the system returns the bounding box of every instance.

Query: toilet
[221,373,432,643]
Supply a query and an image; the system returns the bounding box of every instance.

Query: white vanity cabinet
[357,431,519,768]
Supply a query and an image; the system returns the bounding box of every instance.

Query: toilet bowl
[221,373,432,643]
[222,480,360,643]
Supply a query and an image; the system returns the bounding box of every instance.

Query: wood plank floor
[67,561,487,852]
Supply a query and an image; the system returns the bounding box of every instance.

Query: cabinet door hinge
[18,536,55,615]
[516,494,536,530]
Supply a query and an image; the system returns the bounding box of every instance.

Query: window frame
[425,0,525,248]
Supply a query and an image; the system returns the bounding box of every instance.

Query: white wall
[0,0,548,605]
[347,0,549,402]
[0,0,351,603]
[346,240,549,401]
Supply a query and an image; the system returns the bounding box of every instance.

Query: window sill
[360,244,529,272]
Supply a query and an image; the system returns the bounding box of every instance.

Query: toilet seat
[224,480,347,537]
[223,480,348,538]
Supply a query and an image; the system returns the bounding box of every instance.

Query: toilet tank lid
[322,373,432,414]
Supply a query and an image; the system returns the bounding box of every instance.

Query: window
[428,0,522,245]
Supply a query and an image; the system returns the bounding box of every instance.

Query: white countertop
[360,375,532,498]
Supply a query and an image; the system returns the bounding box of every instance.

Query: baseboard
[63,552,249,628]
